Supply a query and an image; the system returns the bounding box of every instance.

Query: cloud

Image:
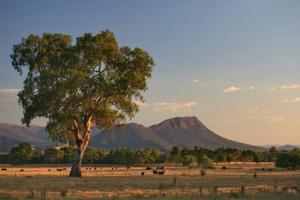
[265,87,276,91]
[250,106,260,111]
[266,115,284,123]
[282,97,300,104]
[280,84,300,90]
[248,86,255,90]
[0,88,19,94]
[0,88,20,108]
[193,79,200,83]
[153,101,198,113]
[223,86,240,93]
[266,84,300,91]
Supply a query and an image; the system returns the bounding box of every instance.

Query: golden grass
[0,165,300,199]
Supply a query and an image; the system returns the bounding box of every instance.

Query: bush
[181,155,197,166]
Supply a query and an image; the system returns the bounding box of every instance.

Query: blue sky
[1,0,300,145]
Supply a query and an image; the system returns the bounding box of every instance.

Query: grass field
[0,165,300,199]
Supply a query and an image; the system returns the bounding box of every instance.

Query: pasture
[0,164,300,199]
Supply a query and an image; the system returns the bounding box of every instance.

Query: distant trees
[276,149,300,170]
[105,148,162,165]
[169,146,182,162]
[82,147,105,164]
[44,148,64,164]
[268,146,278,161]
[3,145,300,169]
[181,155,197,166]
[10,143,32,164]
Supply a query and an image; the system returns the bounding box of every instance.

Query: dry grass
[0,165,300,199]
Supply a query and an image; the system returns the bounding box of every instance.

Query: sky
[1,0,300,146]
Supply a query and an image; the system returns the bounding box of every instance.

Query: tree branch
[72,119,83,142]
[82,115,94,151]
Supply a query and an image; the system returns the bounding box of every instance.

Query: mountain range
[0,116,264,151]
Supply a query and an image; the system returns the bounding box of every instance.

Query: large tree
[11,30,154,177]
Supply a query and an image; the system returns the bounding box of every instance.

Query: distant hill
[0,116,264,151]
[92,116,264,151]
[0,123,52,151]
[91,123,173,151]
[149,116,264,151]
[263,144,300,151]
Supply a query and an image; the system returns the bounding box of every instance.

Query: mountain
[0,123,52,151]
[0,116,264,151]
[277,145,300,151]
[149,116,263,151]
[263,145,300,151]
[92,116,263,151]
[91,123,173,151]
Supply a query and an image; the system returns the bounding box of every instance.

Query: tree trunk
[69,117,94,177]
[69,147,84,177]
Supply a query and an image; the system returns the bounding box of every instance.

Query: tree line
[0,143,299,169]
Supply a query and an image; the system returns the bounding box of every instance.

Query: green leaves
[11,30,154,143]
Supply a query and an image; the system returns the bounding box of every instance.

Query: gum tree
[11,30,153,177]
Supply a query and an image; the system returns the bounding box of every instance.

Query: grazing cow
[57,168,63,172]
[141,172,145,176]
[1,168,7,171]
[145,167,152,170]
[152,170,158,174]
[158,170,165,175]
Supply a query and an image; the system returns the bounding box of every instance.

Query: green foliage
[106,148,135,165]
[276,151,300,169]
[0,154,9,164]
[197,155,214,168]
[169,146,182,162]
[240,150,256,162]
[11,30,154,144]
[5,144,300,167]
[31,149,44,163]
[82,147,105,164]
[181,155,197,166]
[269,146,278,161]
[9,143,32,164]
[61,147,76,163]
[44,148,64,164]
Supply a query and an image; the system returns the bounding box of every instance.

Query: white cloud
[266,115,284,123]
[249,86,255,90]
[265,87,276,91]
[250,106,260,111]
[0,88,20,108]
[280,84,300,90]
[223,86,240,93]
[282,97,300,104]
[193,79,200,83]
[153,101,198,113]
[0,88,19,94]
